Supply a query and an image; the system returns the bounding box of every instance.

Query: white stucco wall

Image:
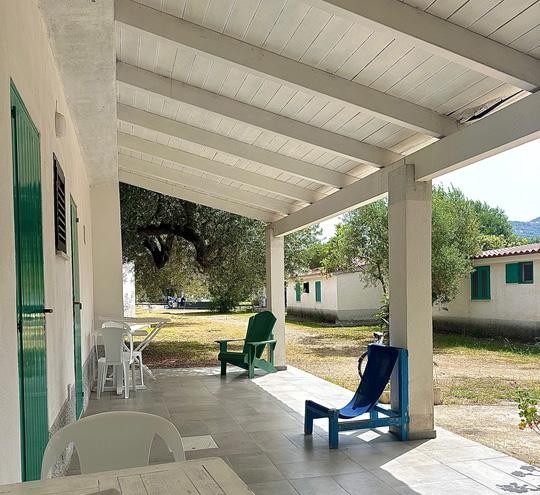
[336,272,383,320]
[287,274,338,320]
[287,271,383,322]
[434,255,540,338]
[0,1,94,483]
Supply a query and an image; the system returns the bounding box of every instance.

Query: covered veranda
[52,0,540,439]
[7,0,540,490]
[68,366,538,494]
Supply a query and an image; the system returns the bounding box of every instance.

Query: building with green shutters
[434,243,540,340]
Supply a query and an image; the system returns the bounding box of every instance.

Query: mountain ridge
[510,216,540,239]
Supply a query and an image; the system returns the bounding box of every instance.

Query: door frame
[70,196,84,418]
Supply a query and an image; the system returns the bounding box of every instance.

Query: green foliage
[470,200,514,238]
[373,294,390,330]
[120,184,322,311]
[431,186,480,304]
[322,201,389,294]
[300,239,329,270]
[285,225,325,275]
[134,242,207,302]
[321,187,483,305]
[516,390,540,436]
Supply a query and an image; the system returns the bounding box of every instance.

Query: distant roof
[474,243,540,259]
[290,266,364,279]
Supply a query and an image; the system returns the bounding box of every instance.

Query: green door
[11,83,49,481]
[70,198,83,418]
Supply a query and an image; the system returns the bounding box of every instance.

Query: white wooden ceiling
[115,0,539,222]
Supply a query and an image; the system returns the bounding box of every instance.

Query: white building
[287,269,383,322]
[434,243,540,340]
[1,0,539,485]
[290,244,540,338]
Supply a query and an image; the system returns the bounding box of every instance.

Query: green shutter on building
[506,263,520,283]
[295,282,302,302]
[471,266,491,300]
[315,281,321,302]
[506,261,534,284]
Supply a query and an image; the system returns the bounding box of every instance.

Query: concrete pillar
[91,181,124,320]
[265,226,286,368]
[388,163,435,439]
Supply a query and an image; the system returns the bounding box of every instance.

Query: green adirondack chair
[216,311,277,378]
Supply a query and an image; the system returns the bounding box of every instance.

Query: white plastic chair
[103,320,146,389]
[41,411,185,479]
[97,324,136,399]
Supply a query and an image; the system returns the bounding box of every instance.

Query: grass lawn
[135,308,540,406]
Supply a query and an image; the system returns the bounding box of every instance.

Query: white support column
[388,163,435,439]
[265,226,286,369]
[91,181,124,320]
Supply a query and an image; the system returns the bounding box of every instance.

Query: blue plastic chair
[304,344,409,449]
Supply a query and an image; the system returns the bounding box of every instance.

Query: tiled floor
[74,366,540,494]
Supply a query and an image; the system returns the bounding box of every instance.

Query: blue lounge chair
[304,344,409,449]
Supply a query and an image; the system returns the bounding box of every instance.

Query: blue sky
[319,138,540,240]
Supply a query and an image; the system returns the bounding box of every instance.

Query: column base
[275,365,288,371]
[390,426,437,441]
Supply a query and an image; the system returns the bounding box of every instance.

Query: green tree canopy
[322,201,389,294]
[120,184,321,310]
[322,187,482,305]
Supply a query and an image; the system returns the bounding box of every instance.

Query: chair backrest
[341,344,400,418]
[99,325,132,364]
[242,311,277,358]
[41,411,185,479]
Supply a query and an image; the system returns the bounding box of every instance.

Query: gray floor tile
[447,460,540,495]
[226,454,284,484]
[249,480,299,495]
[370,463,468,488]
[275,457,364,479]
[77,365,534,495]
[334,471,400,495]
[394,479,497,494]
[290,476,350,495]
[172,419,210,436]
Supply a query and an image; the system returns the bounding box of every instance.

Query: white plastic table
[0,458,252,494]
[98,317,170,393]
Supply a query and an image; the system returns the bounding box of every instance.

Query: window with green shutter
[506,263,520,283]
[295,282,302,302]
[471,265,491,300]
[506,261,534,284]
[315,281,321,302]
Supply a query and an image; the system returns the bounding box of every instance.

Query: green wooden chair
[216,311,277,378]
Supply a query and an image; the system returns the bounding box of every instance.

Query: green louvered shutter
[506,263,520,284]
[471,266,490,300]
[11,83,49,481]
[315,281,321,302]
